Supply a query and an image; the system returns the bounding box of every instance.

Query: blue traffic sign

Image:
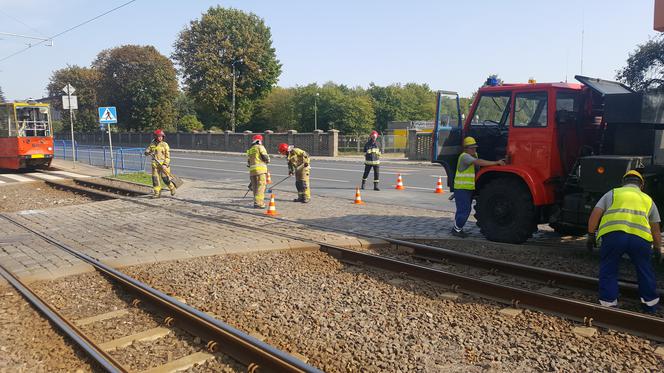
[98,106,117,124]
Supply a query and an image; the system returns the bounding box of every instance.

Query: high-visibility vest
[246,144,269,176]
[597,186,654,242]
[146,141,170,167]
[364,141,381,165]
[453,152,475,190]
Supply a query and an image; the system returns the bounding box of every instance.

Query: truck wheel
[477,178,536,244]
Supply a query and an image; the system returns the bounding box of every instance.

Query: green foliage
[617,35,664,91]
[178,114,204,132]
[250,87,296,131]
[46,65,100,132]
[173,6,282,129]
[368,83,435,131]
[93,45,179,132]
[51,120,64,134]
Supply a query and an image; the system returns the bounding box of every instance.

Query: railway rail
[0,212,322,373]
[21,177,664,343]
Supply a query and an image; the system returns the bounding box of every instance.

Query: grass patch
[111,172,152,186]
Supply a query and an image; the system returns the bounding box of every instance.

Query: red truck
[432,76,664,243]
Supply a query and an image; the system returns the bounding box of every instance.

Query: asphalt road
[166,151,457,212]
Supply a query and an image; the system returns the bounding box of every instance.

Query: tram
[0,102,54,170]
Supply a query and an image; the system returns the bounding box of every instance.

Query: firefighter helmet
[153,129,165,138]
[278,143,290,155]
[463,136,477,148]
[252,134,263,143]
[370,130,379,138]
[623,170,644,185]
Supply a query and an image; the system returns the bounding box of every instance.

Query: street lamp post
[231,58,243,132]
[314,92,319,131]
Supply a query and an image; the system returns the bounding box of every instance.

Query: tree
[46,65,100,132]
[249,87,297,131]
[173,6,282,130]
[93,45,179,131]
[294,83,374,134]
[368,83,436,131]
[617,35,664,91]
[178,114,204,132]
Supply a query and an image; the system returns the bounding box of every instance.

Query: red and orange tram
[0,102,54,170]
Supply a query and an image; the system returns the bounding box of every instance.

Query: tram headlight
[48,147,53,151]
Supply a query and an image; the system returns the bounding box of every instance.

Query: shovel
[149,153,184,188]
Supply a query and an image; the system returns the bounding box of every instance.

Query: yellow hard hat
[623,170,644,184]
[463,136,478,147]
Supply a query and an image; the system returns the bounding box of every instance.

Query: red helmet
[370,130,379,138]
[278,143,290,155]
[153,129,165,138]
[252,134,263,143]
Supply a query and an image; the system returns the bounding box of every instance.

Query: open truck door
[431,90,463,189]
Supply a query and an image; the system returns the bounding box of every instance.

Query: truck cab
[432,76,658,243]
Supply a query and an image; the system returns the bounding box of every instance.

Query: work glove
[586,232,596,251]
[304,163,309,168]
[288,171,294,176]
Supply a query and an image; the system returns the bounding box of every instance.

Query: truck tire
[476,178,536,244]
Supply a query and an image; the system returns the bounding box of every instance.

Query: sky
[0,0,659,100]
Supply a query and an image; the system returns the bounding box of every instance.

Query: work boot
[374,183,380,191]
[361,180,366,190]
[254,203,265,209]
[451,228,468,238]
[151,191,161,199]
[293,197,303,202]
[170,188,176,196]
[302,198,310,203]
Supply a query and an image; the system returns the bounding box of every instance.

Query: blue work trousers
[454,189,473,230]
[599,231,659,312]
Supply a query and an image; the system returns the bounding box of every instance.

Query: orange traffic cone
[353,187,365,205]
[265,194,278,215]
[266,172,272,184]
[395,174,405,190]
[434,177,444,194]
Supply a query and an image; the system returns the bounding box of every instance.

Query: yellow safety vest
[454,152,475,191]
[246,144,269,176]
[597,186,653,242]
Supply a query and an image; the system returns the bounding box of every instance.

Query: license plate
[31,154,45,159]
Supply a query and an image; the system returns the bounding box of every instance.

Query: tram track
[46,177,664,343]
[0,212,323,373]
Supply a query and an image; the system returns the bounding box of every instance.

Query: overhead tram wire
[0,0,139,64]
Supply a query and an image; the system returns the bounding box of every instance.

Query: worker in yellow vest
[587,170,662,313]
[452,136,505,238]
[246,134,270,208]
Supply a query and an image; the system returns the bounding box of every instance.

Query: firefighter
[278,143,311,203]
[361,130,381,191]
[144,129,176,198]
[247,134,270,208]
[452,136,505,238]
[587,170,662,313]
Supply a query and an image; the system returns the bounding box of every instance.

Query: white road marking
[48,171,91,178]
[171,156,415,175]
[1,174,35,182]
[173,165,349,183]
[0,180,5,183]
[26,173,64,181]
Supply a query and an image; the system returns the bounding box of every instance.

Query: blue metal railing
[54,140,146,174]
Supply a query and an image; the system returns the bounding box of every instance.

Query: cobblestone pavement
[0,174,570,284]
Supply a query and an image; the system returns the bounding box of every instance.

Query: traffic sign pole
[107,125,115,175]
[63,83,77,169]
[98,106,118,175]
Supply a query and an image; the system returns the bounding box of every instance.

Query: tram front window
[16,106,50,137]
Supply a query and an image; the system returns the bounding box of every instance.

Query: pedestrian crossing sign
[98,106,118,124]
